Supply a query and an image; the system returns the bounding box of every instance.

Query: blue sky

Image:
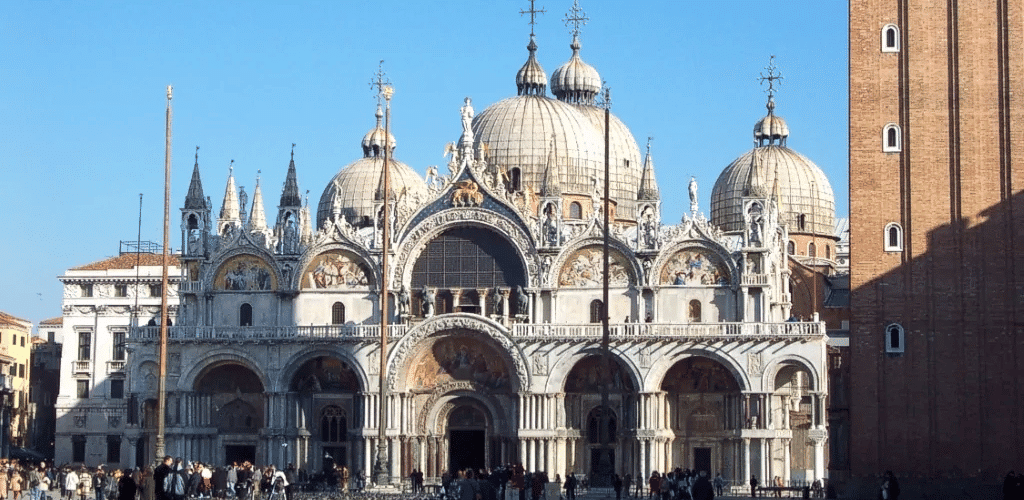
[0,1,848,325]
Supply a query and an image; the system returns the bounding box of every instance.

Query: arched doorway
[290,356,361,473]
[404,331,516,477]
[446,401,489,472]
[662,357,741,476]
[772,363,815,483]
[564,354,635,487]
[194,363,265,465]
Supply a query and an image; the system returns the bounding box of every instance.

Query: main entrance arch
[194,363,265,464]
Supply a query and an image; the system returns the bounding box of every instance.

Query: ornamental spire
[638,138,660,201]
[184,146,206,210]
[279,143,302,207]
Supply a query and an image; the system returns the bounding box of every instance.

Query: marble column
[742,438,750,486]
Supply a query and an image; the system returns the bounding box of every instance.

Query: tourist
[118,470,136,500]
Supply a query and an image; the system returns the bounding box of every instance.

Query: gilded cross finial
[291,143,296,160]
[195,145,199,162]
[369,60,392,107]
[520,0,546,36]
[229,159,234,175]
[564,0,588,39]
[759,55,784,102]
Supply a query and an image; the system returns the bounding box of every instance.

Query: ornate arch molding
[650,239,740,288]
[178,348,272,393]
[202,246,283,291]
[392,208,539,289]
[552,236,644,287]
[645,347,750,393]
[293,242,380,291]
[761,353,823,393]
[275,347,371,394]
[415,388,513,437]
[543,346,641,394]
[386,313,529,392]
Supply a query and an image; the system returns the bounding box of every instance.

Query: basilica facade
[122,27,836,488]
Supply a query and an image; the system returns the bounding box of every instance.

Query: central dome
[471,35,643,220]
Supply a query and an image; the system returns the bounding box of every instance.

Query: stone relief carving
[747,352,763,375]
[532,352,548,376]
[74,415,87,428]
[559,247,633,287]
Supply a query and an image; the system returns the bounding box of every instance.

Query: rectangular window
[78,332,91,361]
[10,335,15,345]
[80,284,93,297]
[18,364,24,378]
[76,380,90,399]
[72,436,86,462]
[20,336,24,347]
[107,435,121,463]
[8,365,15,377]
[112,332,126,361]
[149,284,162,297]
[114,284,128,297]
[110,379,124,399]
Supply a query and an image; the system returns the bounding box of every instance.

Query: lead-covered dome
[472,35,643,220]
[711,111,835,236]
[317,110,427,228]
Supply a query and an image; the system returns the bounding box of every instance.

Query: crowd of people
[640,469,715,500]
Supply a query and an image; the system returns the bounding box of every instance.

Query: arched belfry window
[331,302,345,325]
[569,202,583,220]
[808,242,817,258]
[590,300,605,324]
[320,405,347,443]
[884,222,904,252]
[882,24,900,52]
[787,241,796,255]
[239,303,253,327]
[885,323,905,354]
[883,124,901,152]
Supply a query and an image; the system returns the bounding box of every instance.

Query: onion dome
[711,111,835,236]
[551,36,601,105]
[575,106,643,213]
[361,104,396,156]
[317,109,426,228]
[516,35,547,96]
[753,99,790,145]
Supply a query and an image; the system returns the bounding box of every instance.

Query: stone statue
[515,285,529,317]
[397,285,410,317]
[543,203,559,246]
[421,286,435,318]
[689,176,699,213]
[238,186,248,221]
[491,286,503,315]
[460,97,475,145]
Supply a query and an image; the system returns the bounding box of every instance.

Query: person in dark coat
[613,475,623,500]
[211,468,228,500]
[690,472,714,500]
[564,473,577,500]
[153,457,173,500]
[749,476,759,498]
[118,470,137,500]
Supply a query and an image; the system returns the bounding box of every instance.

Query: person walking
[749,475,759,498]
[564,473,577,500]
[117,470,137,500]
[613,475,623,500]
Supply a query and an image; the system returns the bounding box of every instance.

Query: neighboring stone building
[0,311,33,453]
[850,1,1024,497]
[54,250,181,466]
[30,317,64,459]
[123,14,841,488]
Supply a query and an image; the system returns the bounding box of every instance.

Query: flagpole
[156,85,172,460]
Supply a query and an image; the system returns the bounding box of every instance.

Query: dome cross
[759,55,784,109]
[369,60,392,108]
[520,0,546,36]
[563,0,588,39]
